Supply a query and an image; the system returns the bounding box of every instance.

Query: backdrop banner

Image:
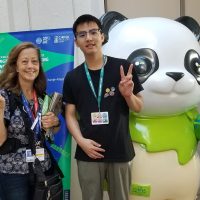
[0,28,74,200]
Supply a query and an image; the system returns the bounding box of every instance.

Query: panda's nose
[166,72,184,81]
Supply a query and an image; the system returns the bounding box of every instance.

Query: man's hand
[119,64,134,97]
[79,138,105,159]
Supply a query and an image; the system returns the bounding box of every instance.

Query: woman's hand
[41,112,60,130]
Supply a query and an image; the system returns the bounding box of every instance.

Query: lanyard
[84,55,107,111]
[21,90,41,140]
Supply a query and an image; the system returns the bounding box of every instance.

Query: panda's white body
[131,143,200,200]
[103,17,200,200]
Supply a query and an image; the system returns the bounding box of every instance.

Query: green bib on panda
[130,108,199,165]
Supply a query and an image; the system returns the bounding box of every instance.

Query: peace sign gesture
[119,64,134,97]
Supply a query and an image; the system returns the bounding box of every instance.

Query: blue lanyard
[84,55,107,111]
[21,93,41,140]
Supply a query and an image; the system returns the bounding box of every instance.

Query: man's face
[75,22,104,56]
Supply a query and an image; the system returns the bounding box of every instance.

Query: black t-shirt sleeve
[62,72,75,105]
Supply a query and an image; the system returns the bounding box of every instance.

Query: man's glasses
[76,28,101,39]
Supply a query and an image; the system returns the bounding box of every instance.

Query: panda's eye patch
[185,49,200,84]
[134,58,151,75]
[127,48,159,83]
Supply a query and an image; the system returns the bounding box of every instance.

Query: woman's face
[16,48,40,84]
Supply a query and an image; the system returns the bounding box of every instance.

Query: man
[63,14,143,200]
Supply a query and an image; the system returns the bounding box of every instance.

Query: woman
[0,42,60,200]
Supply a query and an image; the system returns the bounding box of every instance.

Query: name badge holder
[91,111,109,125]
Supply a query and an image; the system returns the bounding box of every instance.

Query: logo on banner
[36,36,51,44]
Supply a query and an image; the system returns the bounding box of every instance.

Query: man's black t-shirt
[63,56,143,162]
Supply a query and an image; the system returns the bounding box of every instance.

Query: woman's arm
[0,95,7,146]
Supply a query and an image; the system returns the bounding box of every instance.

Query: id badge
[36,148,45,161]
[26,149,35,162]
[91,112,109,125]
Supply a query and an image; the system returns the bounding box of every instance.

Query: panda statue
[100,11,200,200]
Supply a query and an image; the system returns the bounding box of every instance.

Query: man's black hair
[73,14,102,37]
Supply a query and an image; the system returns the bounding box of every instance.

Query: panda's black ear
[175,16,200,41]
[100,11,127,44]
